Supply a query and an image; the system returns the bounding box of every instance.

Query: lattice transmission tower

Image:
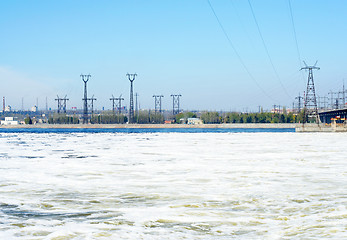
[171,94,181,115]
[153,95,164,113]
[81,74,91,124]
[55,95,69,113]
[301,61,320,124]
[127,73,137,123]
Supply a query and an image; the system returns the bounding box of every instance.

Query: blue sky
[1,0,347,112]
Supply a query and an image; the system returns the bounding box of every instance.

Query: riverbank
[0,123,296,129]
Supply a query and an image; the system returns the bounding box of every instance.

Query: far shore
[0,123,296,129]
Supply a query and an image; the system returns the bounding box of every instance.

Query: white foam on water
[0,132,346,239]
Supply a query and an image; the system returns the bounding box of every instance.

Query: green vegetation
[136,110,164,124]
[221,112,297,124]
[193,111,300,124]
[175,112,197,123]
[24,116,32,124]
[200,112,222,124]
[48,114,79,124]
[90,114,127,124]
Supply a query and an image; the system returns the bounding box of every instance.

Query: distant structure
[171,94,182,115]
[55,95,69,114]
[1,117,18,125]
[301,61,320,123]
[127,73,137,123]
[81,74,91,124]
[135,92,139,117]
[115,95,124,115]
[153,95,164,113]
[45,97,48,112]
[88,95,97,115]
[295,92,303,113]
[2,97,5,112]
[4,105,11,112]
[110,95,117,113]
[31,106,38,112]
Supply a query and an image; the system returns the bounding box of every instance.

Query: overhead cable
[206,0,276,102]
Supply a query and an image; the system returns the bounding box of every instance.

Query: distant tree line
[199,111,307,124]
[135,110,164,124]
[44,110,309,124]
[90,114,127,124]
[48,114,79,124]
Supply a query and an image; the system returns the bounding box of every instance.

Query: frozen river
[0,131,346,239]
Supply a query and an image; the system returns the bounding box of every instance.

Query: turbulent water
[0,131,346,239]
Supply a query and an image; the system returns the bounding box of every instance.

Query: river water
[0,130,346,239]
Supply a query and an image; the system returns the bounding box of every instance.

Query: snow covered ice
[0,131,346,239]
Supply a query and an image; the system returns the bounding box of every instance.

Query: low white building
[187,118,203,125]
[1,117,19,125]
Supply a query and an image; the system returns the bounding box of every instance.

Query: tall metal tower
[45,97,48,112]
[153,95,164,113]
[88,95,97,115]
[81,74,91,124]
[127,73,137,123]
[295,92,303,113]
[301,61,320,123]
[171,94,181,115]
[115,95,124,115]
[55,95,69,113]
[110,95,117,113]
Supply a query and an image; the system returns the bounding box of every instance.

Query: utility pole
[81,74,91,124]
[21,97,24,112]
[171,94,182,115]
[301,61,320,124]
[115,95,124,115]
[45,97,48,112]
[273,104,277,113]
[127,73,137,123]
[55,95,69,114]
[295,92,303,113]
[153,95,164,113]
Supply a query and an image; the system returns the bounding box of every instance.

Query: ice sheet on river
[0,132,346,239]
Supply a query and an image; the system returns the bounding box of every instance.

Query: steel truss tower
[115,95,124,115]
[301,62,320,123]
[171,94,182,115]
[153,95,164,113]
[127,73,137,123]
[110,95,117,113]
[88,95,97,115]
[55,95,69,113]
[81,74,91,124]
[295,92,303,113]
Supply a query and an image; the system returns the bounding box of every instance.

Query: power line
[288,0,302,68]
[288,0,305,84]
[247,0,292,99]
[206,0,276,102]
